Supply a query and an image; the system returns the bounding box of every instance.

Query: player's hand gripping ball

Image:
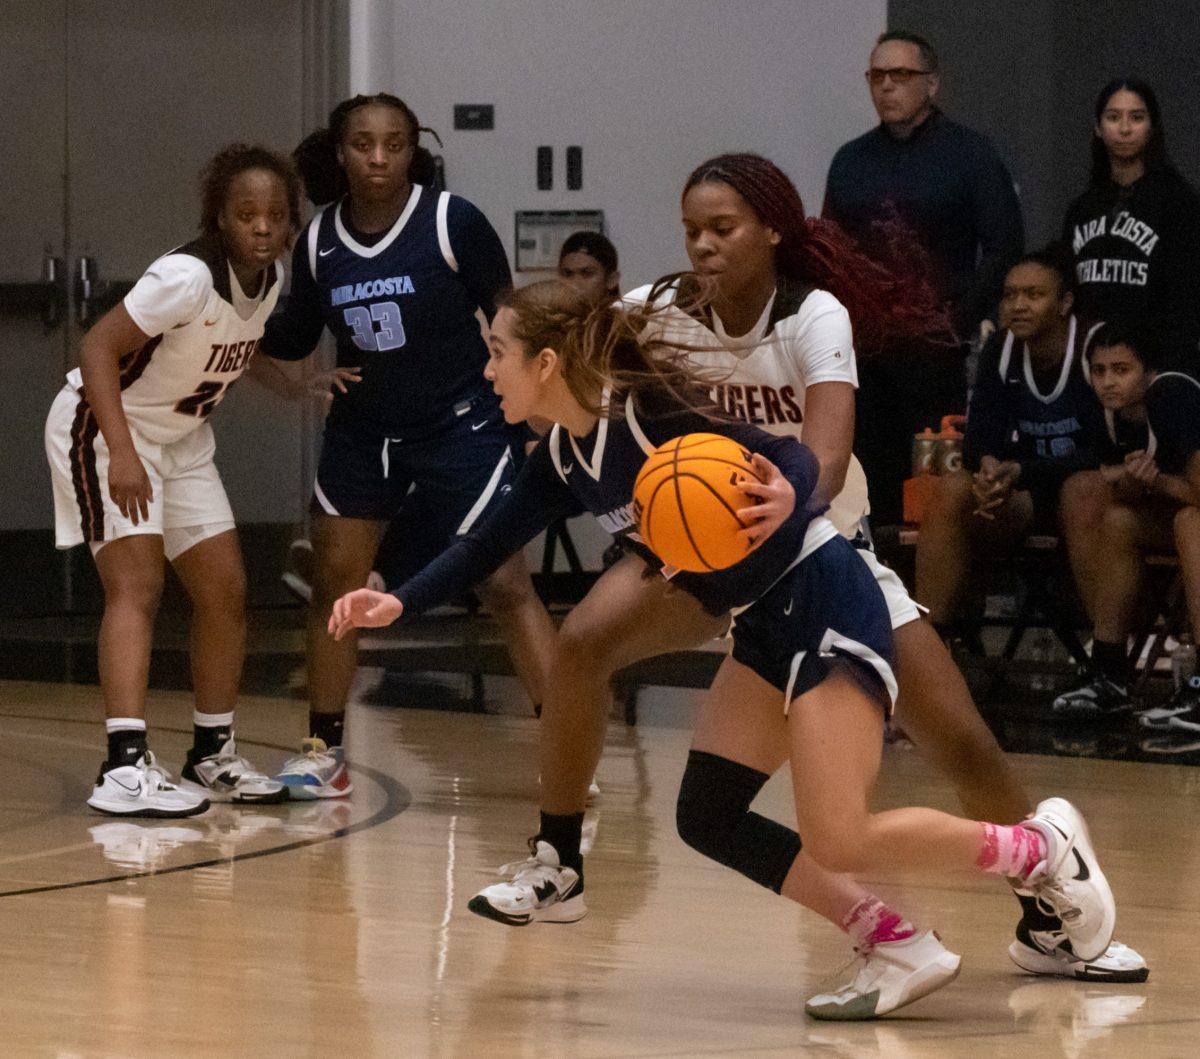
[633,433,765,572]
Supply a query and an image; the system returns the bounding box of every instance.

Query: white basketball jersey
[626,279,870,536]
[67,235,283,444]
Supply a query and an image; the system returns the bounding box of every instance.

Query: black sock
[1091,640,1129,687]
[192,719,233,760]
[537,811,585,874]
[106,728,148,770]
[310,712,345,748]
[1015,889,1062,930]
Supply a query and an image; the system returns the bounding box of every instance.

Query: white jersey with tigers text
[65,235,283,445]
[625,280,870,536]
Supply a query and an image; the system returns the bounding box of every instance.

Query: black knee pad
[676,750,802,894]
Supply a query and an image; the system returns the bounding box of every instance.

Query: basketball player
[44,144,299,816]
[1054,326,1200,726]
[330,280,1120,1019]
[916,248,1107,626]
[557,231,621,303]
[259,93,554,798]
[475,155,1147,984]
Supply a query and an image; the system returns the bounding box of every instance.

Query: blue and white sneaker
[274,737,353,800]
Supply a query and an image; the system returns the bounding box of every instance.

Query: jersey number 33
[344,300,406,352]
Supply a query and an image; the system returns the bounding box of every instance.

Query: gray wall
[349,0,887,290]
[890,0,1200,246]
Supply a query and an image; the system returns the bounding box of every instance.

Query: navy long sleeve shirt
[823,109,1025,338]
[392,389,830,620]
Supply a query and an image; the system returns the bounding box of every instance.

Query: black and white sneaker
[1023,798,1116,962]
[1051,673,1133,720]
[1139,675,1200,732]
[1009,920,1148,982]
[467,840,586,926]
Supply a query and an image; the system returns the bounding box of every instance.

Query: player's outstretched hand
[328,588,403,640]
[108,448,153,526]
[309,367,363,403]
[737,453,795,550]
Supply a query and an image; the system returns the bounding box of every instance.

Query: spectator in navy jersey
[916,249,1104,630]
[1062,79,1200,373]
[824,29,1024,523]
[1054,326,1200,727]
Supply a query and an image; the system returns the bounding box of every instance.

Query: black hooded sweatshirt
[1062,168,1200,370]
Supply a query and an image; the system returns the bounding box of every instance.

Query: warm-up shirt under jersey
[66,234,282,444]
[624,278,869,537]
[392,388,833,620]
[261,185,511,436]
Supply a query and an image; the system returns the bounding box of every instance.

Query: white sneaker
[274,737,353,799]
[805,931,961,1020]
[1009,922,1148,982]
[1023,798,1116,962]
[467,840,587,926]
[87,752,210,818]
[281,538,313,603]
[180,738,288,804]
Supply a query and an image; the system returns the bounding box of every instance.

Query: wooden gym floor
[0,624,1197,1057]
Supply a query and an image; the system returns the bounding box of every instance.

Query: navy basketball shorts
[730,535,898,716]
[312,397,516,583]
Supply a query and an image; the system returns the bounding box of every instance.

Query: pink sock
[977,823,1046,882]
[842,896,917,950]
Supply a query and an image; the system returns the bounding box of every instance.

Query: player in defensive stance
[260,93,554,797]
[329,281,1120,1019]
[44,144,299,816]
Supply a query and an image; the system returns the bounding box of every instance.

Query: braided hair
[293,92,443,206]
[198,143,302,235]
[682,153,950,352]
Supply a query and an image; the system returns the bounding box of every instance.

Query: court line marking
[0,715,410,898]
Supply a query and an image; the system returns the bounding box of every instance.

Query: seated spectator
[557,231,620,303]
[915,248,1105,631]
[1056,324,1152,625]
[1053,327,1200,725]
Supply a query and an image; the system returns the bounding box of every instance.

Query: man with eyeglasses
[824,29,1024,525]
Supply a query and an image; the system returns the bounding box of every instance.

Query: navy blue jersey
[261,186,511,435]
[1146,371,1200,475]
[963,316,1106,496]
[1100,408,1150,466]
[393,388,833,619]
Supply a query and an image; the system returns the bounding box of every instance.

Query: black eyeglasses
[865,67,931,86]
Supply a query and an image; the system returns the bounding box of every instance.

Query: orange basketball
[633,433,763,572]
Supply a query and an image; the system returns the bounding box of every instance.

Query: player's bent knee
[675,750,800,893]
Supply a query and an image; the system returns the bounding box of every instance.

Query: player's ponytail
[294,93,443,205]
[682,153,952,352]
[498,280,724,420]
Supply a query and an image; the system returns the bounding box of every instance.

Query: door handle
[0,253,68,331]
[75,256,136,330]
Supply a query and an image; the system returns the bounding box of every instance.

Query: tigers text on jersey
[65,235,281,445]
[261,186,512,437]
[624,279,869,536]
[393,386,836,621]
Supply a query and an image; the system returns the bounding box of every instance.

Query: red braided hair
[682,153,951,353]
